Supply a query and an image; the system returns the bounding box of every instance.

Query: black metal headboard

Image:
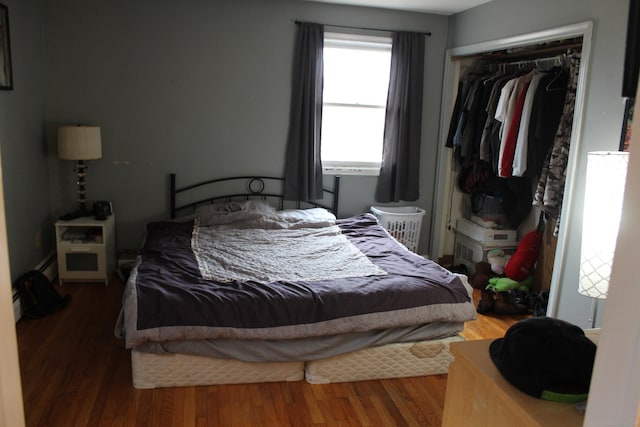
[170,174,341,219]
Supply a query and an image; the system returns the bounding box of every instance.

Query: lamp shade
[57,125,102,160]
[578,151,629,299]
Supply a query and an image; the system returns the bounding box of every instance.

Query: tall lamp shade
[57,125,102,216]
[57,126,102,160]
[579,151,629,300]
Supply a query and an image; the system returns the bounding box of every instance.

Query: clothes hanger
[545,54,568,91]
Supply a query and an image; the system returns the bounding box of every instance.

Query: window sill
[322,166,380,176]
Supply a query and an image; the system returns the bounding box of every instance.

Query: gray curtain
[284,22,324,201]
[375,32,425,203]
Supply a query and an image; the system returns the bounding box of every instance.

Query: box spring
[305,335,463,384]
[131,335,463,389]
[131,350,304,389]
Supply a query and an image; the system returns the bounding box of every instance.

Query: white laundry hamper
[370,206,425,253]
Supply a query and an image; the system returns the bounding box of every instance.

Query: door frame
[0,146,26,426]
[429,20,594,319]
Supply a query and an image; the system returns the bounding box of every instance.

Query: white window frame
[321,31,392,176]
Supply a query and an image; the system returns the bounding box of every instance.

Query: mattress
[116,212,476,347]
[131,349,304,389]
[132,320,464,362]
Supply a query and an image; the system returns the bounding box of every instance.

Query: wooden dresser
[442,339,586,427]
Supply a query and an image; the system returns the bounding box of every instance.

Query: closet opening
[430,21,594,318]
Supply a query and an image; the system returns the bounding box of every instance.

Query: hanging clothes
[448,62,569,174]
[445,51,575,230]
[511,72,546,176]
[445,80,465,148]
[525,68,569,178]
[480,74,512,164]
[448,72,491,167]
[494,76,518,171]
[533,52,581,235]
[498,74,533,177]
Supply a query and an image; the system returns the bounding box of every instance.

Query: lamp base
[588,298,600,328]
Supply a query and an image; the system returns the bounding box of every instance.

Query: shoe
[533,290,549,316]
[449,264,468,275]
[493,291,529,315]
[477,289,495,314]
[511,289,530,308]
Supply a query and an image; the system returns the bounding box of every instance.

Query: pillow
[277,207,335,223]
[226,199,276,213]
[195,202,229,216]
[196,200,279,227]
[196,199,276,215]
[167,213,198,223]
[142,219,195,251]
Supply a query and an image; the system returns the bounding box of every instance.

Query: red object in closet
[504,229,542,282]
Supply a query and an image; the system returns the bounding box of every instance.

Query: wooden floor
[16,280,526,427]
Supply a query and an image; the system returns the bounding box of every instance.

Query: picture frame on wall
[0,3,13,90]
[620,97,634,152]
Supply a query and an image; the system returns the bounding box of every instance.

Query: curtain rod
[294,20,431,37]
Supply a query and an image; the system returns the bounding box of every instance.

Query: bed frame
[129,173,468,389]
[170,174,341,219]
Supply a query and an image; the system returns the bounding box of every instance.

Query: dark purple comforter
[116,213,476,348]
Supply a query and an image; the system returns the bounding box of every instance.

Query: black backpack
[15,270,71,318]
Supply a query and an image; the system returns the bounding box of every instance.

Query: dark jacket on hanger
[526,68,569,177]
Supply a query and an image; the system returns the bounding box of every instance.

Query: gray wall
[0,0,51,282]
[3,0,628,331]
[448,0,630,328]
[43,0,448,253]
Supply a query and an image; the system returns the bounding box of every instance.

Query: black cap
[489,316,597,403]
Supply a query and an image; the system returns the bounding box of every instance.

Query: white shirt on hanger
[512,72,546,176]
[497,72,534,177]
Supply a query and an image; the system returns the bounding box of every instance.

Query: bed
[115,174,476,388]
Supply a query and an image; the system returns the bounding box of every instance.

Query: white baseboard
[13,251,57,323]
[35,251,58,282]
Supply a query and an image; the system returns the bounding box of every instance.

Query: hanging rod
[451,39,582,62]
[480,42,582,61]
[502,55,565,68]
[294,20,431,37]
[478,55,566,73]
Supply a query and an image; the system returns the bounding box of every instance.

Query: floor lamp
[57,125,102,219]
[578,151,629,327]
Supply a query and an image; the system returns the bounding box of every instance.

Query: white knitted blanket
[192,219,386,284]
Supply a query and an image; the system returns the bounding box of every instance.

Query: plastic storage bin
[454,231,517,275]
[462,193,508,228]
[456,218,517,245]
[371,206,425,253]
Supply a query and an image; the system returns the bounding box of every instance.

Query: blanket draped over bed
[116,212,475,349]
[193,220,386,283]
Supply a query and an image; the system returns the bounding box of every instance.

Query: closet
[430,22,593,316]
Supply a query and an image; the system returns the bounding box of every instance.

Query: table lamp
[57,125,102,219]
[578,151,629,326]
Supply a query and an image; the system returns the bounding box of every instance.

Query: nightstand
[55,215,115,285]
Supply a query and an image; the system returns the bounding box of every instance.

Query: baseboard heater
[13,251,58,322]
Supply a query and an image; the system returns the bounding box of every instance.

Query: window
[321,32,392,175]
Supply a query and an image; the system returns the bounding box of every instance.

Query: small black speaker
[93,201,112,220]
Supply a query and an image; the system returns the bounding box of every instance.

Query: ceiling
[300,0,494,15]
